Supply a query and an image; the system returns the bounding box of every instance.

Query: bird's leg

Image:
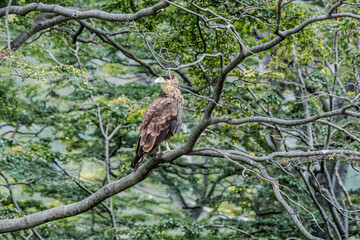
[156,145,162,157]
[164,140,171,153]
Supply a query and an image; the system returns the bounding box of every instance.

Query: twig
[274,0,283,35]
[5,0,13,51]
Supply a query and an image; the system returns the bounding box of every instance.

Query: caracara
[131,75,184,171]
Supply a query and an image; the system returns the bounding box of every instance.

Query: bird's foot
[164,141,171,154]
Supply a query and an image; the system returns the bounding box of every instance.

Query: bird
[131,75,184,171]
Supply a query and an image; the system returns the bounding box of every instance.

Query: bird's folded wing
[138,98,181,155]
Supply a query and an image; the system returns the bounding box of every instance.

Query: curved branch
[210,105,354,126]
[77,20,159,77]
[7,15,70,51]
[0,2,169,21]
[1,3,360,236]
[189,148,360,163]
[195,148,323,240]
[317,119,360,143]
[0,143,187,233]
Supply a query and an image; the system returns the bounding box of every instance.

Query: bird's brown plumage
[131,75,183,171]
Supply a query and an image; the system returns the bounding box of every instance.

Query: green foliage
[0,0,360,239]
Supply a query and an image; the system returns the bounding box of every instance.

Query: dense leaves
[0,0,360,239]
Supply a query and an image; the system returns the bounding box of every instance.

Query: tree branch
[0,144,186,233]
[210,105,354,126]
[0,2,169,21]
[5,0,12,51]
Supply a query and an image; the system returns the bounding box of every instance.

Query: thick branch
[1,3,360,236]
[8,15,69,51]
[0,143,187,233]
[0,2,168,21]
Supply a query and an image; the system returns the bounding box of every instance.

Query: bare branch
[189,148,360,163]
[274,0,283,35]
[5,0,12,51]
[211,105,354,126]
[0,2,169,21]
[0,152,165,232]
[317,120,360,143]
[6,15,70,51]
[78,20,159,77]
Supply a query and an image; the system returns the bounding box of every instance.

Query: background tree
[0,0,360,239]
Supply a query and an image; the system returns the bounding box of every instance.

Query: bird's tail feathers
[131,155,144,172]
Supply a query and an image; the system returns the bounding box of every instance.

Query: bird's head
[154,75,179,93]
[154,75,179,87]
[154,75,183,102]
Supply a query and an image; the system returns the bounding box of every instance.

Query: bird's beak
[154,77,167,84]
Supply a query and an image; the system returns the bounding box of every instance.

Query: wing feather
[132,97,182,170]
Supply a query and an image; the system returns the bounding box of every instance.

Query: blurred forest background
[0,0,360,239]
